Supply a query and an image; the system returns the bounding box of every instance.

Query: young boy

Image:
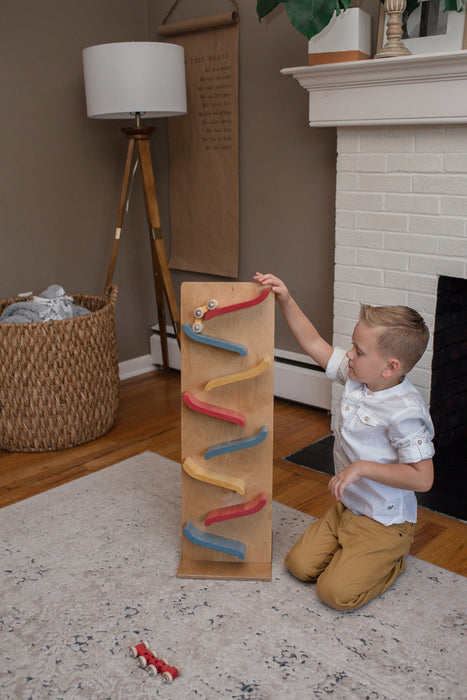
[254,272,435,611]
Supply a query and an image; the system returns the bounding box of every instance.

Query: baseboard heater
[150,325,331,411]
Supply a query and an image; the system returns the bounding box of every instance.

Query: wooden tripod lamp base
[105,125,181,371]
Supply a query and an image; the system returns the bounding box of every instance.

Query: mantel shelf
[282,50,467,127]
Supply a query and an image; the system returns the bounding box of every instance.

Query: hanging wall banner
[158,6,239,278]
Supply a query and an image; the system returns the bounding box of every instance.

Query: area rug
[1,452,466,699]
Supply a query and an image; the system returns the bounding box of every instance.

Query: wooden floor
[1,369,465,577]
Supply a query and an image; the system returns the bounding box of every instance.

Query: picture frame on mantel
[376,5,467,54]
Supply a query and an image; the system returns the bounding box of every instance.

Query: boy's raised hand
[255,271,333,370]
[254,272,290,304]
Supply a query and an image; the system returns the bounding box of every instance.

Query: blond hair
[359,304,429,372]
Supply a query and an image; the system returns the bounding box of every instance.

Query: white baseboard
[149,327,331,411]
[150,330,181,370]
[119,354,156,381]
[273,348,331,410]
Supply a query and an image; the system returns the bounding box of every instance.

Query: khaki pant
[284,501,415,611]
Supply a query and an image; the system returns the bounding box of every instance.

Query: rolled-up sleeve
[390,413,435,463]
[325,347,348,386]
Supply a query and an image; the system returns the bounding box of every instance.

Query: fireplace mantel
[282,51,467,127]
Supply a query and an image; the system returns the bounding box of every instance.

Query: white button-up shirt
[326,347,435,525]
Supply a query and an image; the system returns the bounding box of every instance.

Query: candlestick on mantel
[374,0,412,58]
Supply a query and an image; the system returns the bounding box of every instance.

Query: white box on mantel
[308,8,371,65]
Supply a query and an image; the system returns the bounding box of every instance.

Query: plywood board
[178,282,274,580]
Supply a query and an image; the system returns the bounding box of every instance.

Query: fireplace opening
[416,276,467,521]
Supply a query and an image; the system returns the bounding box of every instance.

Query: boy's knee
[284,549,318,582]
[316,575,362,611]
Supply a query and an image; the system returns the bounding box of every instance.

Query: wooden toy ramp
[178,282,274,581]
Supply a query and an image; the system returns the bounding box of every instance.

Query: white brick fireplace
[283,52,467,416]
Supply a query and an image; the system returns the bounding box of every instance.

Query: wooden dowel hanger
[157,0,239,36]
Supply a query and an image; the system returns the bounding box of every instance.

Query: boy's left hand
[328,463,363,501]
[329,457,434,500]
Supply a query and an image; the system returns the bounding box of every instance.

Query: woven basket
[0,285,119,452]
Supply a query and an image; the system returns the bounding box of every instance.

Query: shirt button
[364,416,369,421]
[417,439,422,444]
[344,405,350,411]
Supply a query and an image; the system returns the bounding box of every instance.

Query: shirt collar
[347,376,410,398]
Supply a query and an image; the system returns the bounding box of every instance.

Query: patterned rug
[1,451,466,699]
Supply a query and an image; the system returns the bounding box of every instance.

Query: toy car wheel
[162,671,174,684]
[129,646,138,658]
[192,322,204,333]
[173,665,182,677]
[147,664,158,677]
[141,640,150,650]
[207,299,218,310]
[194,307,204,318]
[161,657,169,665]
[138,655,148,669]
[149,649,159,659]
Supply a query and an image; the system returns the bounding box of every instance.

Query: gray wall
[1,0,337,362]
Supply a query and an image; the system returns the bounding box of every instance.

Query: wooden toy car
[129,640,181,683]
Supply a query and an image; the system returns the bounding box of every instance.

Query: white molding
[281,51,467,126]
[119,354,155,380]
[274,346,319,367]
[273,359,331,410]
[150,328,331,410]
[150,331,181,370]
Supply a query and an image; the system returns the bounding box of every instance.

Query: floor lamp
[82,42,187,370]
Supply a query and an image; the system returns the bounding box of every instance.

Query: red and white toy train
[129,640,181,683]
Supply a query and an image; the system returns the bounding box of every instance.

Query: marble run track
[182,390,246,426]
[183,520,246,560]
[182,456,246,494]
[205,491,268,526]
[204,358,269,392]
[182,323,248,355]
[195,288,270,321]
[204,425,268,460]
[178,282,274,580]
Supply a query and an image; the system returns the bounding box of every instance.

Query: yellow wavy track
[204,357,269,392]
[182,457,245,495]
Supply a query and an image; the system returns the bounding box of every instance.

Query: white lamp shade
[82,42,187,119]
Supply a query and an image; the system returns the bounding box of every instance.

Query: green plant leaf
[286,0,352,39]
[257,0,283,20]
